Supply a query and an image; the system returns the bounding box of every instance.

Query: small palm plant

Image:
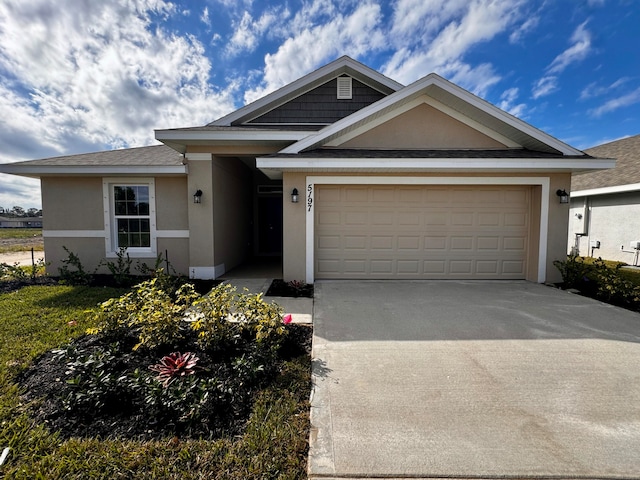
[149,352,199,387]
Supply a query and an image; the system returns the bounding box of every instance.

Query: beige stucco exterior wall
[338,103,507,150]
[155,177,188,231]
[281,171,571,284]
[42,177,104,230]
[212,156,252,273]
[41,175,190,277]
[283,172,308,281]
[187,157,215,274]
[546,173,572,283]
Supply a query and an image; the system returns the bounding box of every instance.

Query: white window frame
[103,177,157,258]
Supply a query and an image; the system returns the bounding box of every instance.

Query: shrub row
[554,255,640,310]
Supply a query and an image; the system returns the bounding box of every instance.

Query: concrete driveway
[309,280,640,479]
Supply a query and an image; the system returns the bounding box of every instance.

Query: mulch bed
[17,324,312,441]
[265,279,314,298]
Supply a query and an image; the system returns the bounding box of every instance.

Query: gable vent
[337,76,352,99]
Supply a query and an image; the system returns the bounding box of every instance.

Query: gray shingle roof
[572,134,640,191]
[6,144,183,167]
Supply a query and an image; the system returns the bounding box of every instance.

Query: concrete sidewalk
[221,278,312,324]
[309,280,640,479]
[0,250,45,266]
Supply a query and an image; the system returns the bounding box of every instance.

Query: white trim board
[571,183,640,198]
[258,156,615,172]
[43,229,188,238]
[304,176,550,284]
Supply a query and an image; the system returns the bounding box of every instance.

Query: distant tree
[10,206,25,217]
[27,207,40,217]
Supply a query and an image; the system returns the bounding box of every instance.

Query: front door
[257,195,283,255]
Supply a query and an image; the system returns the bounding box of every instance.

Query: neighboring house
[569,134,640,264]
[0,56,613,283]
[0,216,43,228]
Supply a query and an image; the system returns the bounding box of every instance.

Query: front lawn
[0,228,43,254]
[0,282,311,479]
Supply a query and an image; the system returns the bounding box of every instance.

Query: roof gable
[209,56,402,127]
[246,77,387,126]
[280,73,584,156]
[330,100,508,150]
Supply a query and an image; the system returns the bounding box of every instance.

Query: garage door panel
[315,185,530,279]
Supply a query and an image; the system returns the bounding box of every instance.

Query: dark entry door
[258,196,283,255]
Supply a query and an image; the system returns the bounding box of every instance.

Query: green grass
[0,228,43,254]
[0,228,42,240]
[0,285,310,479]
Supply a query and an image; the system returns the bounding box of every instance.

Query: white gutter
[257,156,616,172]
[570,182,640,198]
[155,129,314,143]
[0,165,187,176]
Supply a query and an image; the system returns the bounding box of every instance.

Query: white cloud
[200,6,210,27]
[580,77,630,100]
[498,87,527,117]
[532,76,558,99]
[0,0,239,208]
[244,1,385,103]
[226,8,284,56]
[589,87,640,117]
[509,15,539,43]
[547,22,592,74]
[382,0,526,93]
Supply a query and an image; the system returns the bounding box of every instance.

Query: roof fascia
[280,73,584,156]
[571,182,640,198]
[0,165,187,178]
[256,156,615,172]
[209,56,403,127]
[155,129,312,142]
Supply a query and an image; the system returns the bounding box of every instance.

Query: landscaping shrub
[22,280,294,440]
[554,255,640,311]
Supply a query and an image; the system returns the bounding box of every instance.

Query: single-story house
[569,134,640,264]
[0,56,613,283]
[0,216,43,228]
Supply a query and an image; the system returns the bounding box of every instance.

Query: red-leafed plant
[149,352,199,387]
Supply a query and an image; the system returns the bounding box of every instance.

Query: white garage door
[315,185,530,279]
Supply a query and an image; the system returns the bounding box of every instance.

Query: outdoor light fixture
[193,189,203,204]
[291,188,299,203]
[556,189,569,204]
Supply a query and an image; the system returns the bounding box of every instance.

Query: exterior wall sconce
[193,189,203,204]
[556,189,569,204]
[291,188,299,203]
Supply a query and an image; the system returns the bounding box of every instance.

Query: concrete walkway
[0,250,44,266]
[221,277,312,324]
[309,280,640,479]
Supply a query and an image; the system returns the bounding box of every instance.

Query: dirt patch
[0,234,43,250]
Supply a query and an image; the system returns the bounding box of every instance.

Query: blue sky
[0,0,638,209]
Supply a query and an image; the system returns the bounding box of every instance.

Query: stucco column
[282,172,307,282]
[186,153,216,279]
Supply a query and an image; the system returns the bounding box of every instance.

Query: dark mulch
[0,276,58,294]
[17,324,312,441]
[266,279,314,298]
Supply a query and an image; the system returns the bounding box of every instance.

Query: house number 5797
[307,184,313,212]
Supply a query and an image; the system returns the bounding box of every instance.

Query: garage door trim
[304,176,550,283]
